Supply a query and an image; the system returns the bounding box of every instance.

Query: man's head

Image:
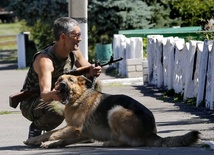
[53,17,82,51]
[53,17,79,41]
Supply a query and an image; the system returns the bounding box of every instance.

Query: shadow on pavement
[133,84,214,124]
[0,145,30,151]
[0,63,17,70]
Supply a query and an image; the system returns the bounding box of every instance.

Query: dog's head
[55,75,89,104]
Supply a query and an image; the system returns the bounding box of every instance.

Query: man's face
[66,26,82,51]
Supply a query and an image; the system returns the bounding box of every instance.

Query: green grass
[0,22,23,50]
[0,111,12,115]
[0,111,21,115]
[0,22,22,35]
[104,82,123,87]
[0,22,23,62]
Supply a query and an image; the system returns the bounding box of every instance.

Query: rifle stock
[9,88,40,109]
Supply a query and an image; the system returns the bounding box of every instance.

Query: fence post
[192,42,204,97]
[17,32,29,68]
[113,34,126,76]
[156,37,164,88]
[118,35,127,77]
[162,37,175,89]
[183,40,202,100]
[172,38,186,94]
[196,40,210,107]
[205,40,214,110]
[147,35,163,85]
[209,41,214,110]
[113,34,123,62]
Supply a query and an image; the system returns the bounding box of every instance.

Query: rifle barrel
[100,57,123,67]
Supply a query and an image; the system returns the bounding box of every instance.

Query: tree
[7,0,68,26]
[149,2,182,28]
[6,0,68,49]
[145,0,182,28]
[168,0,214,26]
[0,0,9,8]
[88,0,153,60]
[88,0,153,44]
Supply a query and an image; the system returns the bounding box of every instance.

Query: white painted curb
[101,77,144,85]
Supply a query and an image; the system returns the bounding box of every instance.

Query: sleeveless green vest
[21,44,75,92]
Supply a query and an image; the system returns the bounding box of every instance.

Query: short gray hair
[53,17,79,40]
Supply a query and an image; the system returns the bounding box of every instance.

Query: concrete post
[68,0,88,60]
[17,32,30,68]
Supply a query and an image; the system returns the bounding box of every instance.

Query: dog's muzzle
[59,81,70,104]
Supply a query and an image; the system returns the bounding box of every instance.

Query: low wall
[147,35,214,110]
[113,34,148,83]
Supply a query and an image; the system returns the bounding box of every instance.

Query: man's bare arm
[33,54,60,102]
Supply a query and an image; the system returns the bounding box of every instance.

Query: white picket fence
[147,35,214,110]
[113,34,145,78]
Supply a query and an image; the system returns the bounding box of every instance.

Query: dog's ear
[77,76,93,88]
[77,76,87,86]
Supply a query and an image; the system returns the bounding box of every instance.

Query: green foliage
[0,0,10,8]
[162,89,198,106]
[88,0,153,44]
[6,0,68,49]
[143,38,148,57]
[150,1,182,28]
[163,89,175,97]
[163,89,184,102]
[30,21,54,50]
[169,0,214,26]
[88,0,153,61]
[198,31,214,41]
[6,0,68,26]
[186,97,196,106]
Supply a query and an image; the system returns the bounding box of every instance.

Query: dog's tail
[146,130,200,147]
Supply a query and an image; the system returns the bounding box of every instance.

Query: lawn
[0,22,22,35]
[0,22,23,62]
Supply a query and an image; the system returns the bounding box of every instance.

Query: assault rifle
[9,56,123,109]
[63,56,123,75]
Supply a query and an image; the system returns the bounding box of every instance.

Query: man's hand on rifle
[88,64,102,77]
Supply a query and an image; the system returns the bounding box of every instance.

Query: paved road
[0,64,214,154]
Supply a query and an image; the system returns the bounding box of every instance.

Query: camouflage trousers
[20,96,65,131]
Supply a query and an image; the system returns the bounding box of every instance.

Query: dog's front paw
[40,141,50,148]
[23,138,41,146]
[40,140,63,148]
[23,139,32,146]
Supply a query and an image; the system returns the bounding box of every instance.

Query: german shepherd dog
[24,75,200,148]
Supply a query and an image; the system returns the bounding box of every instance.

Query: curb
[101,77,144,85]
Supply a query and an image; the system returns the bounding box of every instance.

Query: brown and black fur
[24,75,200,148]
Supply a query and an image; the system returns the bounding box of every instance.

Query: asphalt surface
[0,63,214,155]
